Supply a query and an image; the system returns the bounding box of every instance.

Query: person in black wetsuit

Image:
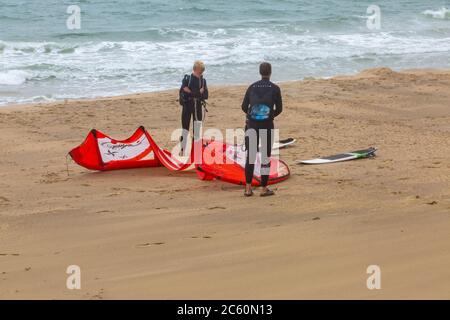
[179,60,208,155]
[241,62,283,197]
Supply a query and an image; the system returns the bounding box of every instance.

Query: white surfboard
[298,147,377,165]
[273,138,296,150]
[238,138,296,151]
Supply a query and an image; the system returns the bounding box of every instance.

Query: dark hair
[259,62,272,78]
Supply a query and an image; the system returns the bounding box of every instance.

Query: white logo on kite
[98,136,151,163]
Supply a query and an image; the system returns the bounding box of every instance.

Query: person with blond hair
[179,60,208,154]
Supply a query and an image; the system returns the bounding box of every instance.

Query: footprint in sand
[107,193,120,197]
[426,201,438,205]
[220,185,241,191]
[63,195,81,199]
[39,172,62,184]
[112,187,130,192]
[0,196,10,206]
[90,288,105,300]
[190,235,212,239]
[337,179,353,185]
[85,288,105,300]
[135,242,165,248]
[207,206,226,210]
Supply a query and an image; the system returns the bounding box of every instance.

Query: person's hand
[200,87,205,95]
[183,87,191,93]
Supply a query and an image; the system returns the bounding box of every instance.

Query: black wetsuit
[180,74,208,151]
[241,79,283,186]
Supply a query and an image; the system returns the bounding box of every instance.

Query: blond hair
[193,60,205,72]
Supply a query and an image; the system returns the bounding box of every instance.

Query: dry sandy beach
[0,68,449,299]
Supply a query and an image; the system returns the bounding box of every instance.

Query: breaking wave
[2,0,450,105]
[0,70,31,85]
[422,7,450,20]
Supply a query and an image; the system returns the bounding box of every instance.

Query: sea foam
[0,70,30,85]
[422,7,450,20]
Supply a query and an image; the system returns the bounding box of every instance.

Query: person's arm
[201,78,208,100]
[273,86,283,118]
[181,75,191,94]
[241,87,250,114]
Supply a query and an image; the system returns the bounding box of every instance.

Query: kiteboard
[298,147,377,165]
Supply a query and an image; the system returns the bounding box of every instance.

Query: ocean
[1,0,449,105]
